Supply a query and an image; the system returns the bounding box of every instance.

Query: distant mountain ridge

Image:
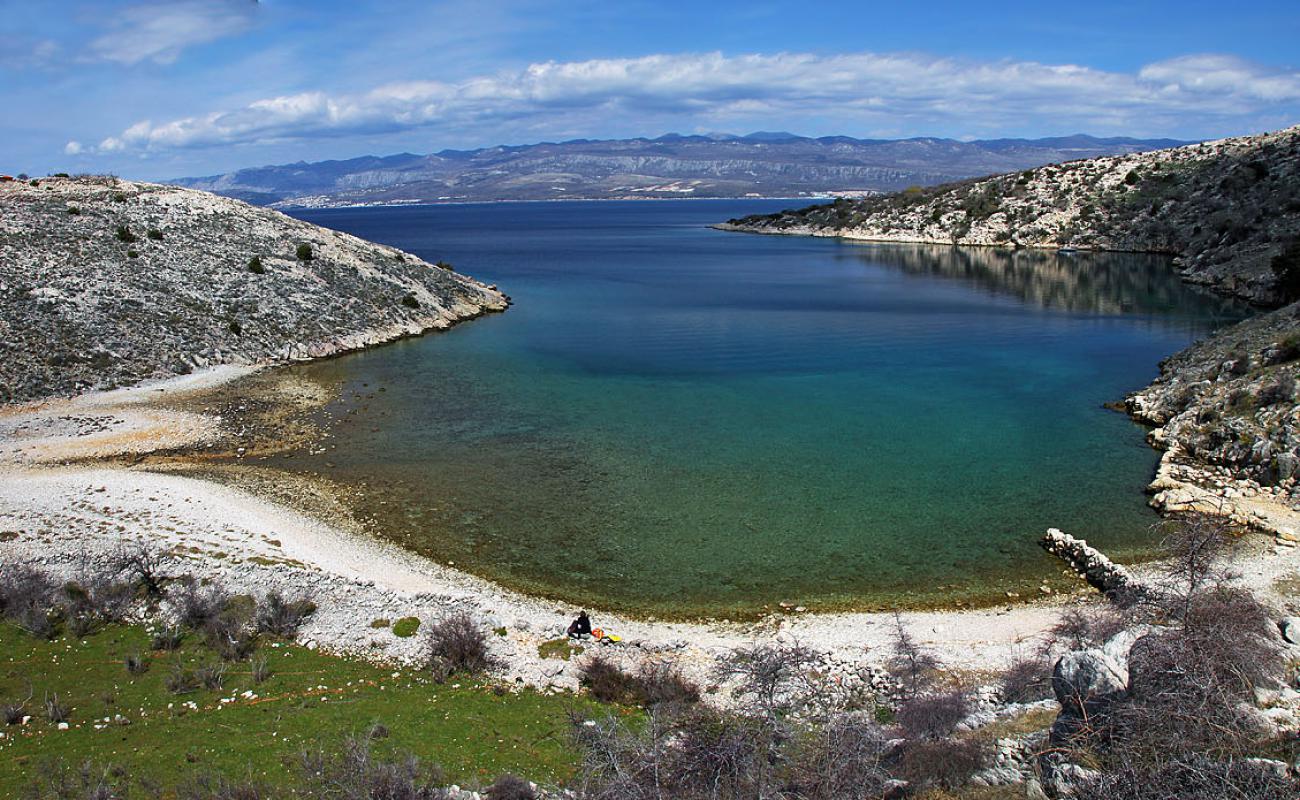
[170,132,1188,208]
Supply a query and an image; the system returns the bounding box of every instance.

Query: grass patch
[537,638,583,661]
[391,616,421,638]
[0,621,594,792]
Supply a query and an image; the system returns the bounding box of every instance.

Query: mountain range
[170,132,1188,208]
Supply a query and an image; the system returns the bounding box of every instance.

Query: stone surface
[0,176,508,404]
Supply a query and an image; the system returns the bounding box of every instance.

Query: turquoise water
[283,200,1244,616]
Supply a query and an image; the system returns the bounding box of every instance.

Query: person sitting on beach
[567,610,592,640]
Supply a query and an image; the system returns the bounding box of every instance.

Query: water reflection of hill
[848,243,1248,320]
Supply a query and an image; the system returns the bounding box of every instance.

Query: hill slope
[724,125,1300,305]
[0,176,507,404]
[171,132,1186,207]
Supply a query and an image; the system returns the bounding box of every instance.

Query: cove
[276,200,1245,617]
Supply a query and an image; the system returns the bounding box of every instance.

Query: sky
[3,0,1300,180]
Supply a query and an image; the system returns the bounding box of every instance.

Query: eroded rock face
[0,176,509,404]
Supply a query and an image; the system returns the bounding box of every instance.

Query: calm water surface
[282,200,1244,616]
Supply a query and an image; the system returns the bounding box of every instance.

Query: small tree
[296,243,313,261]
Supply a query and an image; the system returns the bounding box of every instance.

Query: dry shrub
[116,545,169,599]
[580,655,700,708]
[425,611,497,680]
[1072,757,1300,800]
[196,662,226,691]
[0,565,59,639]
[256,592,316,638]
[1047,605,1129,651]
[896,737,984,790]
[203,595,259,661]
[175,582,229,630]
[484,773,536,800]
[635,659,700,708]
[61,576,134,637]
[579,655,642,704]
[151,626,184,651]
[20,759,133,800]
[887,614,941,699]
[178,773,275,799]
[715,641,820,719]
[999,654,1053,703]
[784,715,892,800]
[296,736,448,800]
[894,689,971,741]
[166,663,200,695]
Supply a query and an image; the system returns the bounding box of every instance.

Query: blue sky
[4,0,1299,179]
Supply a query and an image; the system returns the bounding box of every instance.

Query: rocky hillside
[172,132,1184,207]
[724,125,1300,305]
[0,176,508,404]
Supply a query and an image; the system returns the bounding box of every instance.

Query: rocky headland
[722,124,1300,305]
[0,175,508,405]
[724,124,1300,549]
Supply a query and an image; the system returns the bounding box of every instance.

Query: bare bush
[425,611,497,680]
[894,689,971,740]
[1072,757,1300,800]
[196,662,227,691]
[715,641,820,721]
[256,592,316,639]
[116,545,169,599]
[4,685,32,725]
[20,759,132,800]
[61,576,133,637]
[1000,654,1053,703]
[635,660,700,708]
[1046,605,1130,651]
[166,664,199,695]
[44,692,69,724]
[123,653,148,675]
[202,595,259,661]
[784,715,892,800]
[296,736,449,800]
[178,773,275,799]
[579,655,641,704]
[151,626,184,651]
[1154,513,1239,619]
[896,737,983,790]
[885,614,942,700]
[174,582,229,630]
[250,656,272,685]
[1,565,59,639]
[484,773,536,800]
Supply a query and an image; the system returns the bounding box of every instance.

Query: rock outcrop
[722,124,1300,305]
[0,176,508,403]
[1039,529,1147,602]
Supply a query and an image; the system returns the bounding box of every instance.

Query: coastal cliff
[723,124,1300,305]
[0,176,508,404]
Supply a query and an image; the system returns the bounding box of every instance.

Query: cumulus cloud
[88,0,258,65]
[64,141,83,155]
[86,50,1300,154]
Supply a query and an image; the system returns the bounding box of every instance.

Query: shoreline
[4,365,1300,692]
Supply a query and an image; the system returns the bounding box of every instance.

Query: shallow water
[280,200,1244,616]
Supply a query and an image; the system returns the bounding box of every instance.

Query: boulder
[1052,649,1128,718]
[1280,616,1300,645]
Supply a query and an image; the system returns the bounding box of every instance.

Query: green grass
[392,616,421,638]
[537,638,584,661]
[0,622,598,792]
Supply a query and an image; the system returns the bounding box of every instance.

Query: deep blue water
[282,200,1243,615]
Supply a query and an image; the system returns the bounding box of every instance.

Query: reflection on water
[270,201,1244,617]
[849,243,1249,320]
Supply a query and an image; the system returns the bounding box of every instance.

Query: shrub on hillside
[297,736,448,800]
[115,225,137,243]
[484,774,536,800]
[425,611,497,681]
[256,592,316,639]
[894,689,971,740]
[296,243,313,261]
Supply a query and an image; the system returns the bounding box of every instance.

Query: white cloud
[64,140,83,155]
[88,0,257,65]
[84,50,1300,154]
